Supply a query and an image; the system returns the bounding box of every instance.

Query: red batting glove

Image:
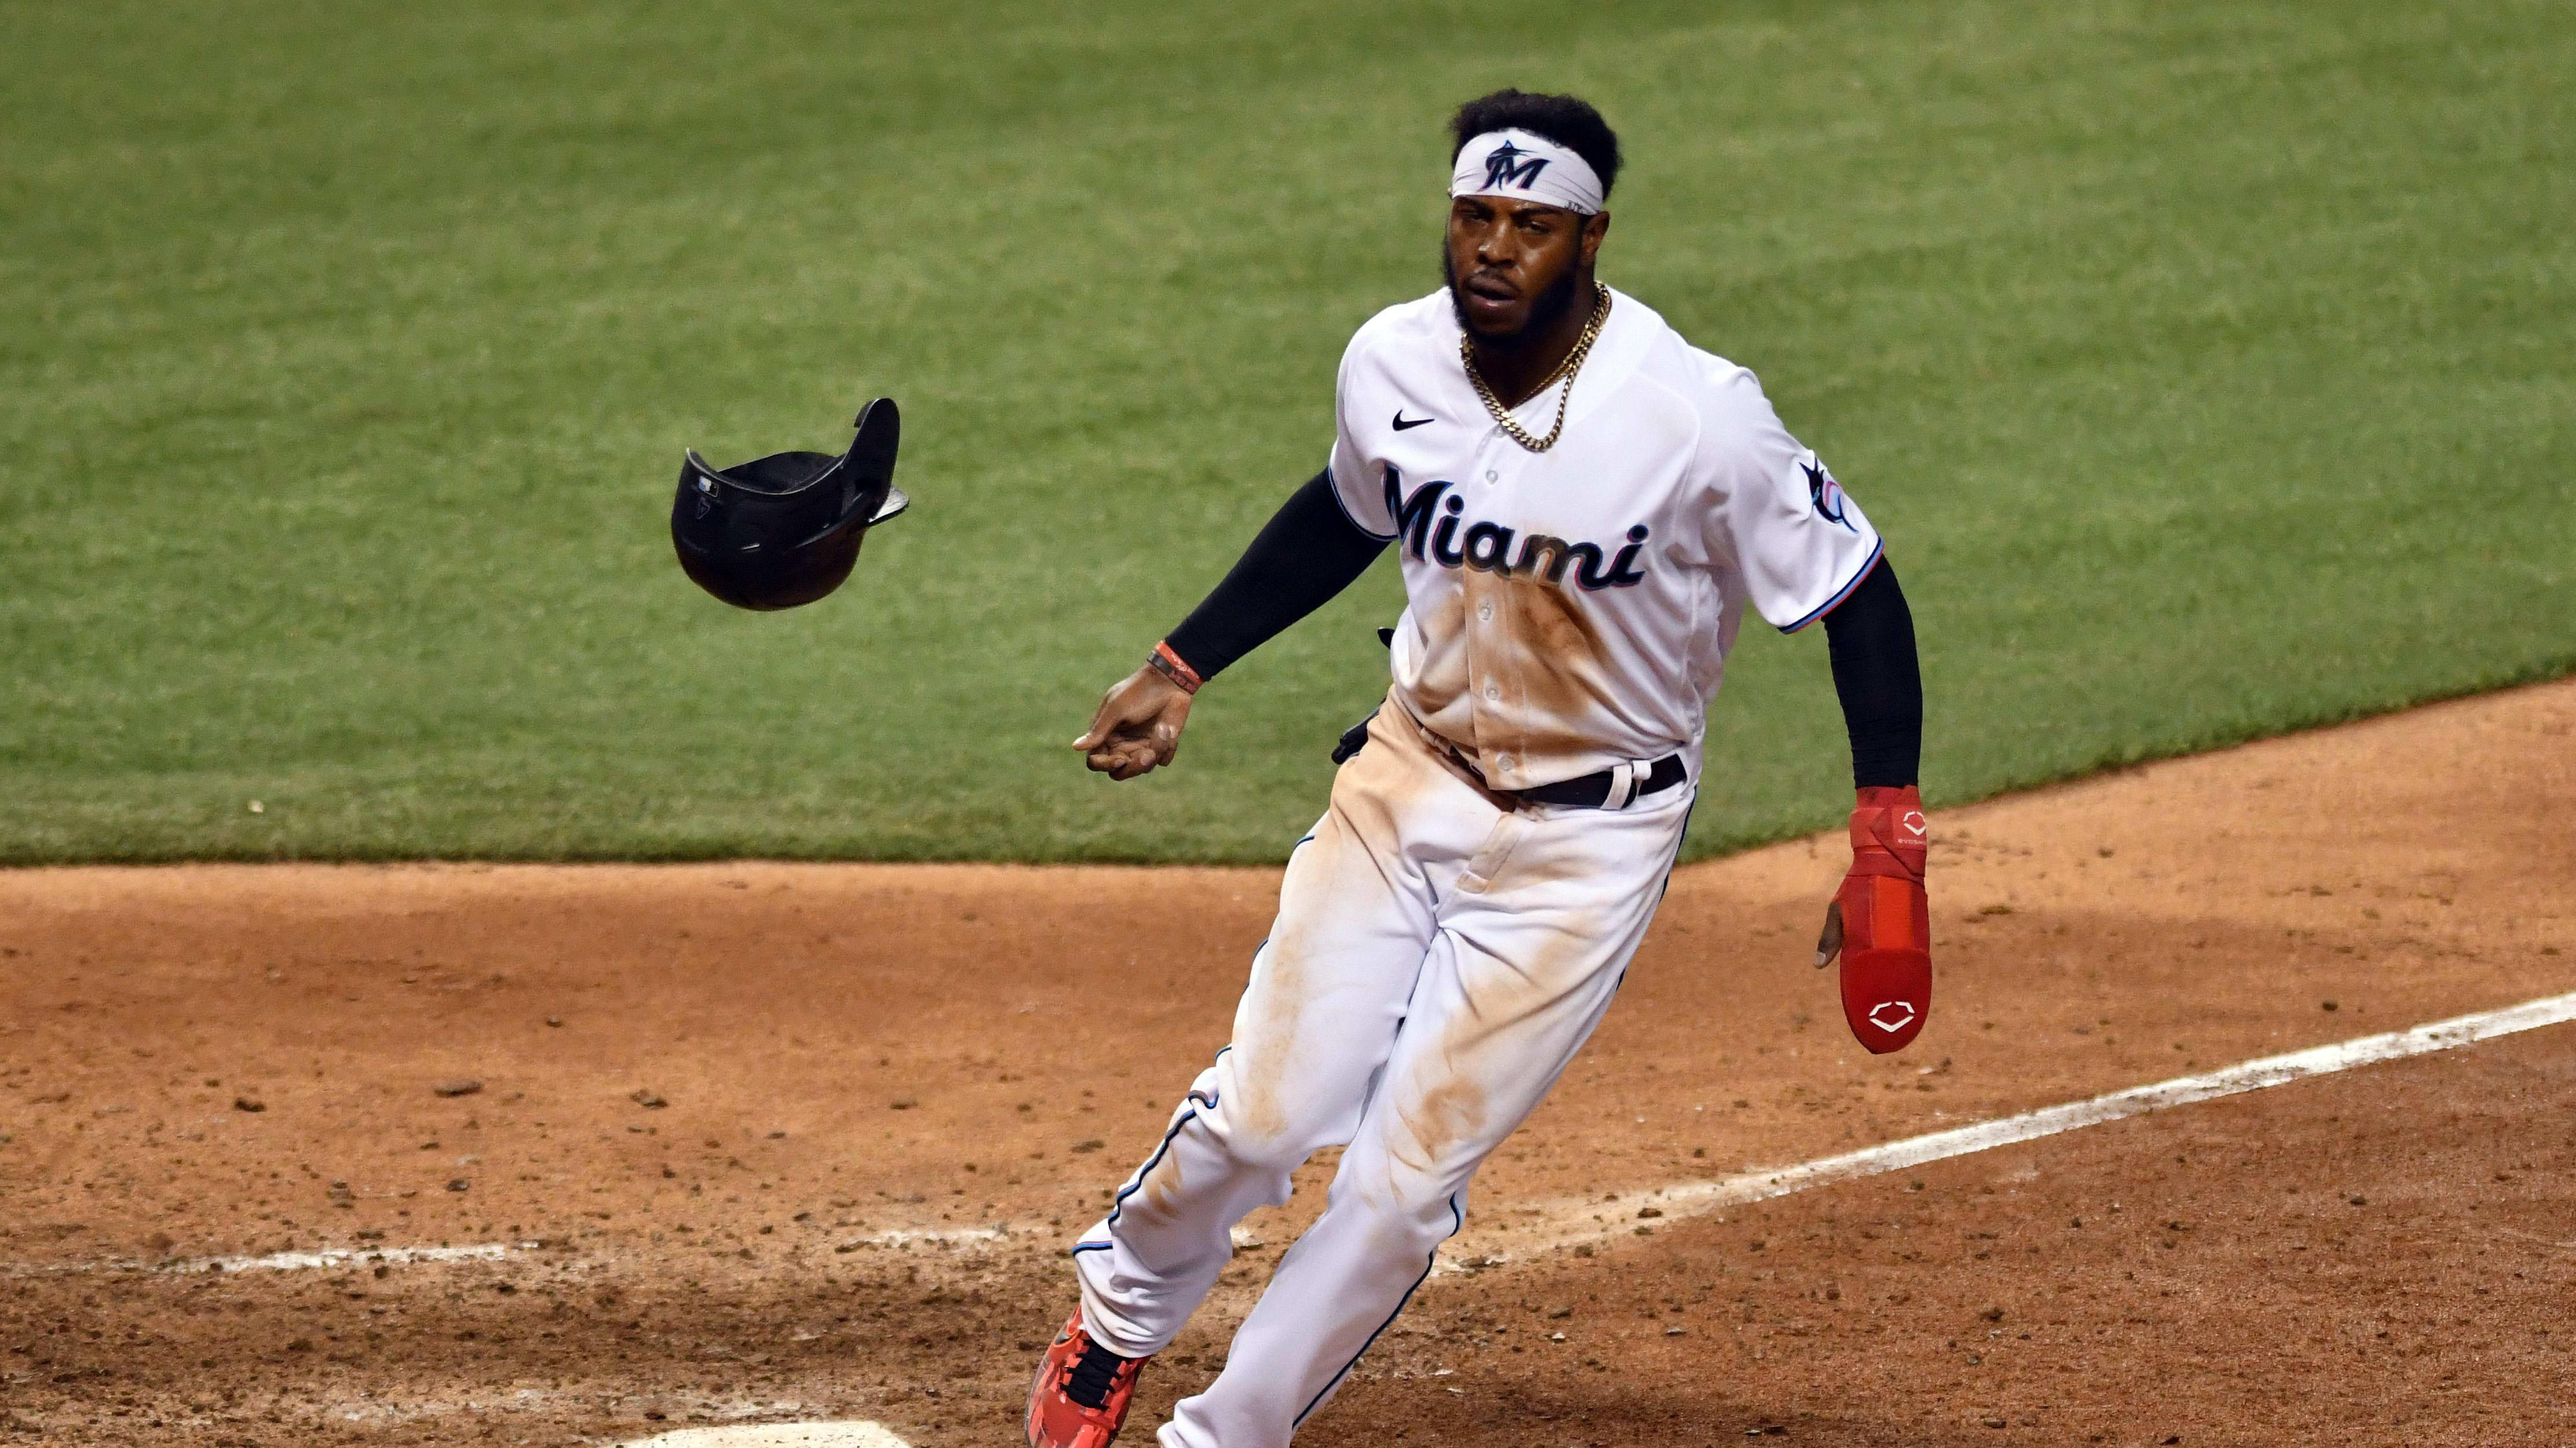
[1817,785,1931,1054]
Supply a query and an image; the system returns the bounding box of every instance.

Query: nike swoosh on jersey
[1392,411,1435,431]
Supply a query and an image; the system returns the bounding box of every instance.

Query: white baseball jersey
[1326,286,1883,791]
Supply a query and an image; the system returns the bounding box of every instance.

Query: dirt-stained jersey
[1327,286,1884,792]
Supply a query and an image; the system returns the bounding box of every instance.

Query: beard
[1444,246,1585,350]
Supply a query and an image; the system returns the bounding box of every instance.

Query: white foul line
[1439,988,2576,1273]
[1,1241,530,1279]
[168,1241,535,1274]
[614,1423,914,1448]
[8,1221,1037,1281]
[8,1220,1039,1280]
[844,1226,1009,1248]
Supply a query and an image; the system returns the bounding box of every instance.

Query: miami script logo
[1383,466,1648,591]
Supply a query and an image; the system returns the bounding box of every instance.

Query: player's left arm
[1812,557,1931,1054]
[1696,361,1931,1051]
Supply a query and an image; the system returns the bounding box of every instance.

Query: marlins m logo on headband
[1451,128,1605,215]
[1481,140,1550,191]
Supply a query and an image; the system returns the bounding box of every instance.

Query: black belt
[1513,754,1688,809]
[1332,708,1686,810]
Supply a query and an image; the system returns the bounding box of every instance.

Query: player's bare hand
[1073,666,1194,781]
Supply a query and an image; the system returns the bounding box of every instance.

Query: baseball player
[1030,89,1928,1448]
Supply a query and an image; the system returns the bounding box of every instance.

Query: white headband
[1449,128,1604,215]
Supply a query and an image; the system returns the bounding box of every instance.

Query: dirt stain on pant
[1140,1146,1185,1217]
[1388,916,1593,1187]
[1234,923,1311,1151]
[1392,1063,1491,1188]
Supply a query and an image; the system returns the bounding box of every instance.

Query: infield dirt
[4,681,2571,1446]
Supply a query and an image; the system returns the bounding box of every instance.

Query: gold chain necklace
[1461,283,1612,453]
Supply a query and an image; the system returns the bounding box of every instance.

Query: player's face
[1444,196,1606,343]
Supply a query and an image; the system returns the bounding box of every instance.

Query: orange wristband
[1149,641,1203,694]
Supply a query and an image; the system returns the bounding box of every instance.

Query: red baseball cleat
[1027,1310,1149,1448]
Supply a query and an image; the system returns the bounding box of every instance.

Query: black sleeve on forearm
[1163,470,1389,682]
[1821,557,1924,789]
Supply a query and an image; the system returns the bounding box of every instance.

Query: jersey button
[1476,601,1493,622]
[1496,753,1515,773]
[1484,470,1498,482]
[1483,682,1500,701]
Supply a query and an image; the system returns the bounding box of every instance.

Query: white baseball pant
[1070,694,1695,1448]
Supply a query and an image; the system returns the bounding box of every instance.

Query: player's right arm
[1076,326,1397,781]
[1074,469,1390,779]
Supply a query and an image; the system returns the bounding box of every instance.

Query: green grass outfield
[3,1,2570,864]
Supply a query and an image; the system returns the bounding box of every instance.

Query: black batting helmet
[671,397,910,611]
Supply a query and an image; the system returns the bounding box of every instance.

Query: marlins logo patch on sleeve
[1801,454,1856,532]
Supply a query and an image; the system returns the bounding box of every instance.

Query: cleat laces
[1063,1338,1132,1410]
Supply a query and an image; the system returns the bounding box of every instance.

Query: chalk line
[1436,988,2576,1274]
[177,1223,1017,1270]
[6,1221,1034,1279]
[615,1423,912,1448]
[180,1241,535,1274]
[841,1226,1010,1248]
[1,1240,532,1279]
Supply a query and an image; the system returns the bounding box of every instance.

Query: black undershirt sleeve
[1162,470,1389,682]
[1820,558,1924,789]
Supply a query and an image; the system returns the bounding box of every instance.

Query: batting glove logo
[1866,999,1917,1033]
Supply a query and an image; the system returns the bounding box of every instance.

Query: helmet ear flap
[850,397,899,471]
[842,397,900,525]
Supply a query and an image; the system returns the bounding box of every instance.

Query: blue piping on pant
[1292,1192,1465,1427]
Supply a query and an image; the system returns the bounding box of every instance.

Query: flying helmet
[671,397,910,610]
